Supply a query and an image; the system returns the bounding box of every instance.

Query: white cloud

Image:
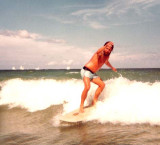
[62,59,73,66]
[0,30,40,39]
[1,29,159,69]
[37,14,75,25]
[36,0,159,30]
[47,61,57,66]
[0,29,92,69]
[0,30,66,44]
[130,0,155,4]
[70,0,160,29]
[88,21,108,29]
[110,51,160,68]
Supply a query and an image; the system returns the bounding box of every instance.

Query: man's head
[104,41,114,49]
[104,41,114,56]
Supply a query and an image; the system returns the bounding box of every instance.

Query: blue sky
[0,0,160,69]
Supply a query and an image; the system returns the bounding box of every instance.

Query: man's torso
[85,51,109,73]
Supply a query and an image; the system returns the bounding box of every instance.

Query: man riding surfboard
[75,41,117,115]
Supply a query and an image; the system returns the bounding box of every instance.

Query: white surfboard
[60,106,95,123]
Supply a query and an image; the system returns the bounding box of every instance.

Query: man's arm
[105,60,117,72]
[96,46,105,55]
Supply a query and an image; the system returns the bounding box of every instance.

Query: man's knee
[84,84,90,91]
[101,82,105,90]
[86,85,90,91]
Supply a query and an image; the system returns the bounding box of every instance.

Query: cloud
[0,30,66,44]
[38,14,75,25]
[0,30,40,39]
[47,61,57,66]
[1,29,159,69]
[130,0,155,4]
[70,0,160,29]
[62,59,73,66]
[110,51,160,68]
[45,14,75,24]
[0,29,92,69]
[37,0,159,30]
[87,21,108,29]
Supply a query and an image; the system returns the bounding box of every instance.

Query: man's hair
[104,41,114,50]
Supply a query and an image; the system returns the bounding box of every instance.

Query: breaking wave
[0,77,160,124]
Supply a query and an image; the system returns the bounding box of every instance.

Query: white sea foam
[0,77,160,124]
[0,78,82,112]
[86,77,160,125]
[66,72,79,74]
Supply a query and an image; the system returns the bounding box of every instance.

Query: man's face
[104,42,113,55]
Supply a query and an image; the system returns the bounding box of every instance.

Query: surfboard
[60,106,95,123]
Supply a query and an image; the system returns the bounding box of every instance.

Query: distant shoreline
[0,68,160,71]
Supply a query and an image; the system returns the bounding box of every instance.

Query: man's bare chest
[98,53,108,64]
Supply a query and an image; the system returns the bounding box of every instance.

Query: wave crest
[0,77,160,124]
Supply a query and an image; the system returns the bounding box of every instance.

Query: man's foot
[73,107,84,116]
[92,100,97,106]
[73,112,79,116]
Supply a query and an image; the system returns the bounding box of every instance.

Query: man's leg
[91,77,105,105]
[79,76,91,113]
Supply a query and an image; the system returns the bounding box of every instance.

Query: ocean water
[0,68,160,145]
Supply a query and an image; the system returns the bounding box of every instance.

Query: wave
[66,72,79,74]
[0,77,160,125]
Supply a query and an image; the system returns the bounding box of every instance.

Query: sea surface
[0,68,160,145]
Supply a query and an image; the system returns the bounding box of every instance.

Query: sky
[0,0,160,70]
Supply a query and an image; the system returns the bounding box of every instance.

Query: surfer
[75,41,117,115]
